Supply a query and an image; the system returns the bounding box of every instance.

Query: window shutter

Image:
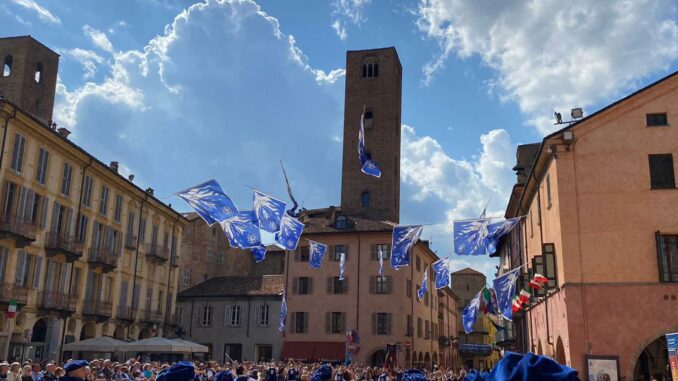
[292,278,298,294]
[370,244,377,260]
[369,276,376,294]
[289,311,296,333]
[225,305,231,326]
[386,276,393,294]
[303,312,309,333]
[387,313,392,335]
[341,312,346,332]
[372,313,377,335]
[32,256,42,289]
[50,201,60,232]
[344,245,349,261]
[326,277,333,294]
[40,197,49,228]
[343,277,349,294]
[24,190,34,222]
[308,277,313,294]
[325,312,331,334]
[15,252,26,285]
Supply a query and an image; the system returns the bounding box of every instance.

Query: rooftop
[177,275,284,299]
[300,207,394,235]
[452,267,485,277]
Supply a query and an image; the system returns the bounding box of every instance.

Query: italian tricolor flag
[533,273,548,284]
[519,290,531,304]
[6,300,17,319]
[511,296,522,313]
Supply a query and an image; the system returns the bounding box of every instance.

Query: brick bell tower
[0,36,60,124]
[340,47,402,223]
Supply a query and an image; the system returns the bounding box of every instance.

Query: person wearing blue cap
[401,369,426,381]
[215,371,234,381]
[310,365,332,381]
[156,362,196,381]
[61,361,89,381]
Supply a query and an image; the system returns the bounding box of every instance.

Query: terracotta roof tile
[177,275,284,298]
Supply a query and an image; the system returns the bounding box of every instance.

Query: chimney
[109,161,119,173]
[57,127,70,139]
[146,187,154,196]
[128,174,135,182]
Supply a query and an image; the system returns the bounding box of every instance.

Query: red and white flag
[533,273,548,284]
[528,280,542,290]
[511,296,522,313]
[519,290,530,304]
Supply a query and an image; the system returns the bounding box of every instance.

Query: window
[406,279,412,298]
[2,55,11,77]
[36,148,49,184]
[333,245,347,261]
[425,320,430,338]
[546,174,552,207]
[336,215,347,229]
[647,113,668,126]
[297,277,311,295]
[10,133,26,173]
[227,305,242,327]
[649,154,675,189]
[14,252,31,287]
[416,255,421,271]
[77,214,88,243]
[372,244,390,260]
[34,63,43,83]
[529,212,534,238]
[363,110,374,128]
[99,186,109,215]
[417,317,422,338]
[406,315,413,337]
[207,247,213,262]
[32,256,42,289]
[362,62,379,78]
[216,252,225,265]
[330,312,343,334]
[199,305,213,327]
[139,218,147,243]
[114,195,123,222]
[61,163,72,196]
[375,276,392,294]
[151,225,159,251]
[374,313,390,335]
[258,304,270,326]
[657,233,678,282]
[361,191,371,207]
[543,243,557,288]
[294,312,308,333]
[82,176,93,207]
[331,276,345,294]
[299,246,309,262]
[182,269,190,287]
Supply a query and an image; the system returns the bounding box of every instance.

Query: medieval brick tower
[340,47,402,223]
[0,36,60,124]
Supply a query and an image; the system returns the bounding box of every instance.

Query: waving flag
[493,267,522,321]
[220,211,261,249]
[378,246,385,278]
[253,190,287,233]
[390,225,423,269]
[432,256,450,289]
[309,240,328,269]
[251,245,266,263]
[454,217,520,255]
[462,289,483,334]
[280,161,300,217]
[279,290,287,332]
[417,266,429,301]
[339,253,346,280]
[358,109,381,178]
[176,179,238,225]
[275,214,304,250]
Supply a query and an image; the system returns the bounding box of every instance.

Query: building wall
[0,102,185,362]
[176,295,282,363]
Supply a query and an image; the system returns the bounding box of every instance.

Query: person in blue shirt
[156,362,196,381]
[60,361,89,381]
[285,365,297,381]
[265,364,277,381]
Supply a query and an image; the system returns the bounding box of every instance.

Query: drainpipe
[356,233,361,332]
[0,104,17,172]
[129,194,148,338]
[165,213,180,335]
[58,157,92,362]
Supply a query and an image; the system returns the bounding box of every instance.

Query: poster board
[585,355,620,381]
[667,332,678,381]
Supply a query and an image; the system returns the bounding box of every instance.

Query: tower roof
[452,267,485,277]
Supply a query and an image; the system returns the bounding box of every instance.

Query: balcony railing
[124,235,138,250]
[82,299,113,319]
[117,306,137,321]
[45,231,83,262]
[0,213,36,248]
[145,243,169,262]
[139,309,163,324]
[38,291,77,313]
[0,283,28,304]
[88,246,118,273]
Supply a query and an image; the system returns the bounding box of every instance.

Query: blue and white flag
[454,217,520,256]
[251,245,266,263]
[390,225,423,269]
[462,289,483,334]
[309,240,327,269]
[176,179,238,225]
[378,246,385,278]
[339,253,346,281]
[493,267,522,321]
[275,213,304,250]
[358,110,381,178]
[279,290,287,332]
[417,265,428,301]
[253,190,287,233]
[220,211,261,249]
[432,256,451,289]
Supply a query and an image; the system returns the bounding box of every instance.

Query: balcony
[38,291,77,314]
[139,309,163,324]
[144,243,169,263]
[124,235,137,250]
[88,246,118,273]
[45,231,83,262]
[170,255,179,267]
[0,283,28,305]
[82,299,113,321]
[117,306,137,322]
[0,213,36,248]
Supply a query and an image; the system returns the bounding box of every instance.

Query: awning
[63,337,127,352]
[118,337,209,353]
[281,342,345,361]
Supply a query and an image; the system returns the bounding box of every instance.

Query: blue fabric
[279,290,287,332]
[402,370,427,381]
[358,112,381,178]
[176,179,239,225]
[64,361,88,373]
[157,362,195,381]
[486,352,579,381]
[462,289,483,334]
[378,246,385,277]
[463,370,485,381]
[215,372,234,381]
[390,225,423,270]
[309,241,328,269]
[417,266,428,301]
[251,245,267,263]
[275,214,304,250]
[339,253,345,280]
[454,217,520,256]
[220,211,261,249]
[311,365,332,381]
[432,257,450,289]
[492,267,522,321]
[59,376,86,381]
[253,190,287,233]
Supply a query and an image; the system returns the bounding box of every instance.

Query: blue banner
[309,240,327,269]
[275,214,304,250]
[390,225,423,270]
[493,267,522,321]
[454,217,520,255]
[253,190,287,233]
[176,179,238,225]
[432,257,450,289]
[462,289,483,334]
[220,211,261,249]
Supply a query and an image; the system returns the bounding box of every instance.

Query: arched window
[2,55,12,77]
[362,59,379,78]
[34,62,43,83]
[361,191,371,207]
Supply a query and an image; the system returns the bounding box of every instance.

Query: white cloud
[10,0,60,24]
[83,25,115,54]
[63,48,104,78]
[330,0,370,40]
[417,0,678,134]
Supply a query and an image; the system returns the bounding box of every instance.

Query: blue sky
[2,0,678,279]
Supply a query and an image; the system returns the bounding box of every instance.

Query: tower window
[34,63,43,83]
[363,110,373,128]
[362,61,379,78]
[336,215,347,230]
[2,56,11,77]
[361,191,371,208]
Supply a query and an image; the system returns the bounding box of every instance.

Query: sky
[2,0,678,280]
